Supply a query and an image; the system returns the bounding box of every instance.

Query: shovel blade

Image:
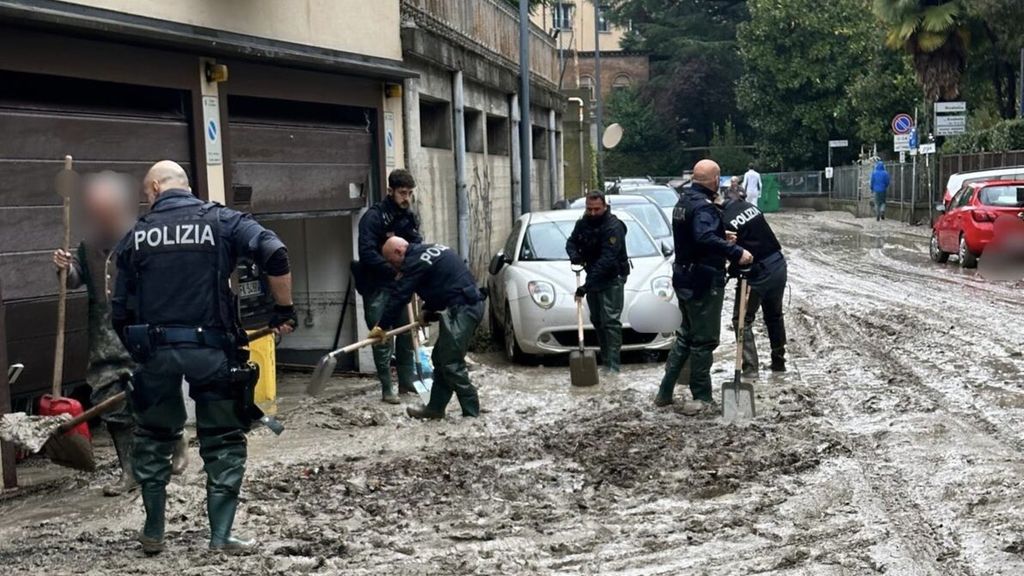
[306,354,337,397]
[43,433,96,472]
[569,350,599,387]
[721,377,756,422]
[413,378,433,405]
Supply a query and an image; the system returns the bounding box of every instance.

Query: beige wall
[531,1,628,53]
[62,0,401,60]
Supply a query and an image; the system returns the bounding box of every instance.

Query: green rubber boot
[208,493,255,554]
[139,486,166,555]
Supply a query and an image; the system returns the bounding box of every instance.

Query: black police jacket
[378,243,481,329]
[111,189,286,334]
[722,199,782,261]
[672,185,744,296]
[357,196,423,293]
[565,210,629,292]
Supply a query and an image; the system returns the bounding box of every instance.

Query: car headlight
[527,281,556,309]
[651,276,673,301]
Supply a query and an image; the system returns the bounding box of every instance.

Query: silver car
[619,185,680,222]
[487,209,676,363]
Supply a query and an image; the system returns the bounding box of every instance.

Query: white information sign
[935,101,967,113]
[894,133,911,152]
[202,96,222,166]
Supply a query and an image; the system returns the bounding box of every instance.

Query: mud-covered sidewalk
[2,211,1024,575]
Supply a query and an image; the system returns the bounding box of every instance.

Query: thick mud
[2,211,1024,575]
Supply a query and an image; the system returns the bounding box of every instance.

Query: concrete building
[0,0,412,398]
[401,0,565,279]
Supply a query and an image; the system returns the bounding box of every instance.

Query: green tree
[738,0,874,169]
[709,121,753,175]
[873,0,968,102]
[603,86,680,176]
[845,33,920,151]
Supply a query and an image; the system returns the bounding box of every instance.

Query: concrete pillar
[198,58,225,203]
[511,93,522,221]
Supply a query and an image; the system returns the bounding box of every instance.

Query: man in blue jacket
[870,161,890,221]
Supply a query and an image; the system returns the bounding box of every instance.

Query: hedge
[943,119,1024,153]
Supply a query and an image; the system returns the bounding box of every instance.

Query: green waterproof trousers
[427,301,485,416]
[656,283,725,403]
[363,289,416,395]
[586,278,625,372]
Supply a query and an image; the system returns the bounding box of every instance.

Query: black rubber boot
[139,486,166,555]
[406,405,445,420]
[382,384,401,405]
[771,346,787,372]
[208,493,255,554]
[104,425,138,497]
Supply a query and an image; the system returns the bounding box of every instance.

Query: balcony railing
[402,0,560,87]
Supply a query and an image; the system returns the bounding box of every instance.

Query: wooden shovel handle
[336,321,419,355]
[735,278,749,372]
[58,390,127,434]
[53,155,73,397]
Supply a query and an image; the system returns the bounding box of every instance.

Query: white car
[619,185,680,222]
[569,194,673,251]
[944,166,1024,203]
[487,209,676,363]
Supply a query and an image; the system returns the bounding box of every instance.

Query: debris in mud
[0,412,70,453]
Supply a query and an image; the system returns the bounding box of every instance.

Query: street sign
[894,133,911,152]
[899,151,906,163]
[828,139,849,148]
[935,114,967,136]
[935,101,967,113]
[201,96,222,166]
[891,113,914,135]
[384,111,396,167]
[825,167,834,179]
[918,143,936,155]
[909,127,919,150]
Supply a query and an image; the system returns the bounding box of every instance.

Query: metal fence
[831,162,919,204]
[939,150,1024,191]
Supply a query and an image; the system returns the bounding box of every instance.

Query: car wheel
[929,230,949,263]
[959,234,978,269]
[503,303,527,364]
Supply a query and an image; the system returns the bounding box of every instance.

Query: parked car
[944,167,1024,203]
[931,180,1024,268]
[487,210,676,362]
[619,185,680,221]
[569,194,673,250]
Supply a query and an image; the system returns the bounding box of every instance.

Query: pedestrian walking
[723,187,788,374]
[370,238,485,419]
[111,161,296,555]
[354,169,421,404]
[742,163,762,208]
[870,160,890,221]
[655,160,752,410]
[565,191,630,374]
[52,172,188,497]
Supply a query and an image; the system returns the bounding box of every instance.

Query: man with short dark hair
[565,191,629,373]
[355,169,422,404]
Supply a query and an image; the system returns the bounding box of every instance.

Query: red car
[931,180,1024,268]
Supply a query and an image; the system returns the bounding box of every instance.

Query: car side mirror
[661,242,674,258]
[488,251,511,275]
[935,203,946,213]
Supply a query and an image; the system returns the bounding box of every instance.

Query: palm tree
[873,0,968,102]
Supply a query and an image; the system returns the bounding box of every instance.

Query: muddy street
[2,211,1024,575]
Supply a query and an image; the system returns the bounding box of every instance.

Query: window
[580,75,595,100]
[612,74,632,91]
[503,221,522,259]
[979,186,1024,207]
[486,115,510,156]
[597,4,610,32]
[419,98,452,150]
[531,126,548,159]
[553,2,574,31]
[465,108,484,154]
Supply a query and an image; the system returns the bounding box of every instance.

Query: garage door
[0,69,192,399]
[228,95,375,215]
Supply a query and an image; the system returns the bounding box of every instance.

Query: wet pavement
[2,210,1024,575]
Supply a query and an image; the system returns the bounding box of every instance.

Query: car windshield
[615,203,671,239]
[979,185,1024,207]
[519,220,660,261]
[624,187,678,208]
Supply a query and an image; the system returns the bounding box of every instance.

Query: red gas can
[38,394,92,443]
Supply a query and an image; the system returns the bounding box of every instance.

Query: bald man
[111,160,296,555]
[655,160,753,410]
[368,237,485,419]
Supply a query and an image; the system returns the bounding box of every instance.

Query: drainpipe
[568,97,585,196]
[548,109,558,207]
[453,70,469,260]
[511,93,522,220]
[519,0,532,214]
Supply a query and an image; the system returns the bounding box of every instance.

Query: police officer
[655,160,752,409]
[111,161,296,555]
[723,187,788,373]
[565,191,629,373]
[369,237,484,419]
[356,169,422,404]
[53,172,188,496]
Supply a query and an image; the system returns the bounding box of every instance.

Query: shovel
[569,267,599,387]
[722,276,756,422]
[307,321,420,396]
[39,156,96,470]
[408,302,433,404]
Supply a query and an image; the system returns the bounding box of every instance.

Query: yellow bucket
[246,330,277,415]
